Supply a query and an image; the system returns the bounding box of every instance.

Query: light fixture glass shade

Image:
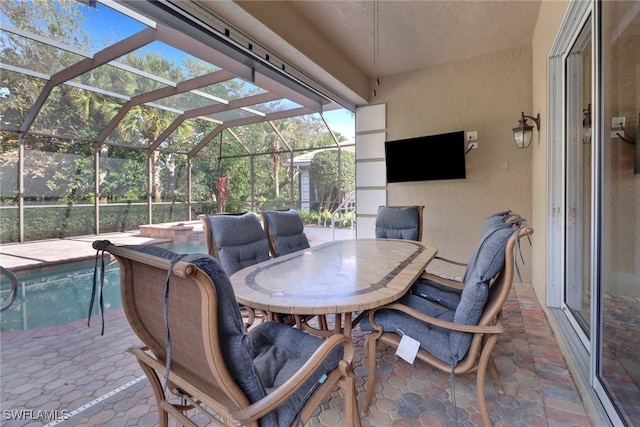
[513,129,533,148]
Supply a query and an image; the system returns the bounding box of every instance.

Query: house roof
[284,145,355,168]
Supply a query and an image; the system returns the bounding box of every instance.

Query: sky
[323,109,356,142]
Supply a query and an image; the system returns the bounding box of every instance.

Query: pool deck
[0,224,355,272]
[0,232,169,273]
[0,227,594,427]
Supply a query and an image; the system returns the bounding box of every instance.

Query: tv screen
[385,130,466,183]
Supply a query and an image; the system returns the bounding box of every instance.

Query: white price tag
[395,334,420,364]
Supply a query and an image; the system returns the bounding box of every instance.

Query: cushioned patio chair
[199,212,271,275]
[374,205,424,241]
[261,209,310,258]
[261,209,325,330]
[199,212,272,328]
[411,210,520,310]
[360,218,533,427]
[92,241,361,427]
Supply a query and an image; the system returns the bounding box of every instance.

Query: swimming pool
[0,259,121,332]
[0,242,208,332]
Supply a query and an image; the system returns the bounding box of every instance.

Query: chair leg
[136,361,169,427]
[487,356,504,394]
[343,371,362,427]
[362,334,379,413]
[476,337,500,427]
[318,314,328,330]
[476,361,492,427]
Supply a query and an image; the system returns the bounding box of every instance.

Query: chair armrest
[232,334,354,424]
[419,255,467,291]
[368,303,505,335]
[433,255,468,267]
[418,272,465,291]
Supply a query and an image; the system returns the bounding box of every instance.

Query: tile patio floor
[0,228,593,426]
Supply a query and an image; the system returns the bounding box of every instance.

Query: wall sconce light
[512,112,540,148]
[582,103,592,144]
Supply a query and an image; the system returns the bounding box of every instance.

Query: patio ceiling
[0,0,346,157]
[182,0,542,107]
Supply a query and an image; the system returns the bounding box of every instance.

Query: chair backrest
[450,221,533,364]
[261,209,310,257]
[462,210,520,282]
[199,212,271,275]
[375,205,424,241]
[96,242,274,422]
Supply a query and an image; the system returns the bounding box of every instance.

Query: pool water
[0,259,121,333]
[0,243,208,332]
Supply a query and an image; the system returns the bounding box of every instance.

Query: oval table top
[229,238,438,316]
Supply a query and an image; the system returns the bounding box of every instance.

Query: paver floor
[0,227,591,426]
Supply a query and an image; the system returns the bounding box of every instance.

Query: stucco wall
[371,46,534,281]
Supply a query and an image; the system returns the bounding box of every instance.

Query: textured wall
[372,46,534,281]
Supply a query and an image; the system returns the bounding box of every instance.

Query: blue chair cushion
[263,210,310,256]
[410,277,462,310]
[449,219,522,361]
[407,211,512,312]
[124,244,184,262]
[360,293,455,363]
[375,206,421,241]
[463,210,512,282]
[207,212,270,275]
[248,321,343,426]
[274,233,310,256]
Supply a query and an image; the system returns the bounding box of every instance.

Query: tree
[0,0,357,227]
[309,150,355,211]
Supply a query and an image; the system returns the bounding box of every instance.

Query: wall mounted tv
[385,130,466,183]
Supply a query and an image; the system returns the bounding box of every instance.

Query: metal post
[94,144,100,235]
[18,133,24,242]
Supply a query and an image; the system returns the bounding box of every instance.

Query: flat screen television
[385,130,466,183]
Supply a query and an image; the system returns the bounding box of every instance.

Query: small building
[284,145,354,213]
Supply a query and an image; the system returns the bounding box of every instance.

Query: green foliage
[297,210,354,228]
[309,150,356,211]
[0,1,356,239]
[299,210,319,224]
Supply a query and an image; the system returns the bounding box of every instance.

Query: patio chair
[199,212,271,275]
[411,210,520,310]
[261,208,325,330]
[199,212,271,328]
[374,205,424,241]
[360,218,533,426]
[261,209,310,258]
[92,241,361,427]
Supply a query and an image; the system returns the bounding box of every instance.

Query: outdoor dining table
[229,238,438,337]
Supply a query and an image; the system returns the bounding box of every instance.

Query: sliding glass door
[597,2,640,424]
[564,19,592,341]
[550,2,639,425]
